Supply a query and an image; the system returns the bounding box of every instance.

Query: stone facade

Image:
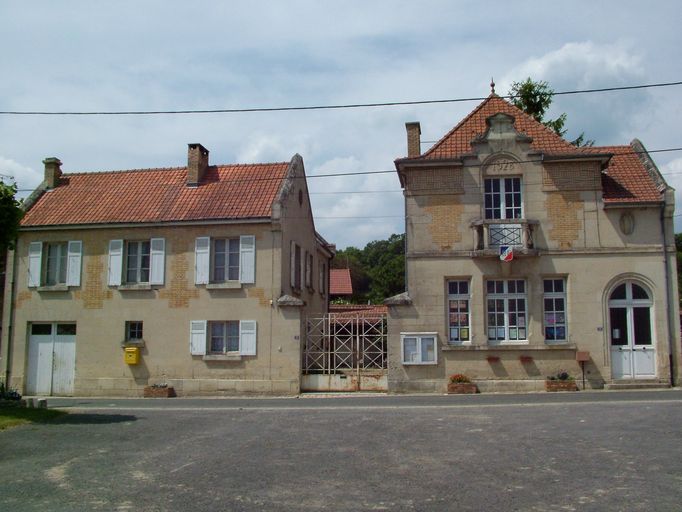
[1,153,333,397]
[388,100,681,393]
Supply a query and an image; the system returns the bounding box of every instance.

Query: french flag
[500,245,513,262]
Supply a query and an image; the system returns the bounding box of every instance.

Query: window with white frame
[484,177,522,219]
[447,280,470,343]
[543,278,567,342]
[211,238,240,282]
[125,321,144,341]
[108,238,165,286]
[194,236,255,285]
[28,240,82,288]
[486,279,527,343]
[189,320,257,356]
[401,333,437,365]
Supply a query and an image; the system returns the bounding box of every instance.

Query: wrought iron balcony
[470,219,539,257]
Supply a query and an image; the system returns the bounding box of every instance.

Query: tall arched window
[608,281,655,379]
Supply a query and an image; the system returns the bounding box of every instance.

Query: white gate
[26,323,76,396]
[302,312,387,392]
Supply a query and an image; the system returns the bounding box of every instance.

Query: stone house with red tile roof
[386,93,681,392]
[1,144,334,396]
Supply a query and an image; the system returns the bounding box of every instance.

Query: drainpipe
[660,193,676,386]
[3,249,17,388]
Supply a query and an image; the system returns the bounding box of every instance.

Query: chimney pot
[187,143,209,186]
[405,122,421,158]
[43,157,62,189]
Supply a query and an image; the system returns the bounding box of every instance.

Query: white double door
[609,305,655,379]
[26,323,76,395]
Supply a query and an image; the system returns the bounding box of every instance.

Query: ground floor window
[543,278,567,342]
[447,280,470,343]
[210,321,240,354]
[125,321,144,341]
[486,279,527,343]
[401,333,437,365]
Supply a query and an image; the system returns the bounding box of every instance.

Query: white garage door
[26,323,76,396]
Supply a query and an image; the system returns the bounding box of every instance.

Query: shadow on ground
[53,413,137,425]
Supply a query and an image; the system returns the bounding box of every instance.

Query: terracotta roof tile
[400,94,663,204]
[329,303,387,319]
[21,162,290,226]
[413,94,581,160]
[330,268,353,295]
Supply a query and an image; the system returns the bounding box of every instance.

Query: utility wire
[1,81,680,116]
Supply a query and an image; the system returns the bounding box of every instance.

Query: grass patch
[0,407,67,431]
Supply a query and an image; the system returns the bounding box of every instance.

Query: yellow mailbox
[124,347,140,365]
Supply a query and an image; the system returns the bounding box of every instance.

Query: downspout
[3,249,17,387]
[660,193,676,385]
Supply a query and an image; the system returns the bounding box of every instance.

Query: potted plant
[143,383,176,398]
[447,374,478,394]
[545,370,578,392]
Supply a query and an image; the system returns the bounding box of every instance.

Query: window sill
[442,343,577,351]
[202,354,243,361]
[121,340,145,348]
[402,361,438,366]
[206,282,241,290]
[37,284,69,292]
[118,284,152,291]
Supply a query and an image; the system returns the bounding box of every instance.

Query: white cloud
[0,156,41,196]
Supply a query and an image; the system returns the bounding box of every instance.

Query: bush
[547,370,573,381]
[0,381,21,401]
[449,373,471,384]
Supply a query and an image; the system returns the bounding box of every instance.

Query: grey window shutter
[28,242,43,287]
[108,240,123,286]
[66,240,82,286]
[150,238,165,285]
[239,235,255,284]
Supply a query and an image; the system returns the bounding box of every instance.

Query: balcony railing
[471,219,539,256]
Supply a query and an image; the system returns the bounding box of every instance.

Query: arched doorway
[608,281,656,379]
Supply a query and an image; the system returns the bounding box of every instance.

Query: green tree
[508,78,594,147]
[331,233,405,304]
[0,179,22,252]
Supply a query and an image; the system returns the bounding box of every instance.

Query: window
[319,261,327,294]
[290,241,302,290]
[544,278,567,342]
[28,240,82,288]
[194,236,255,285]
[486,279,527,343]
[305,251,313,289]
[126,241,150,283]
[210,321,240,353]
[212,238,240,282]
[189,320,257,356]
[447,280,470,343]
[45,242,68,285]
[126,321,144,341]
[401,333,437,365]
[108,238,165,286]
[484,177,522,220]
[484,177,523,247]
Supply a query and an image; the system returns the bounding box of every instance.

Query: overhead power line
[1,81,680,116]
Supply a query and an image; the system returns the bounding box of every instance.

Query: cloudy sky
[1,1,681,248]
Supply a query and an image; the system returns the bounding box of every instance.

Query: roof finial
[490,77,496,95]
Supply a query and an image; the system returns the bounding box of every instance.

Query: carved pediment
[471,113,533,154]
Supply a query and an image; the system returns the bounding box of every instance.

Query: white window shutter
[150,238,165,285]
[66,240,82,286]
[28,242,43,287]
[108,240,123,286]
[290,240,296,288]
[190,320,207,355]
[239,320,257,356]
[195,237,210,285]
[239,235,255,284]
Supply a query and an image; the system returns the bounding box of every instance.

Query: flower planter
[447,382,478,394]
[545,380,578,392]
[143,386,176,398]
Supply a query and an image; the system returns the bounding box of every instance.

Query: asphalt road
[2,390,682,511]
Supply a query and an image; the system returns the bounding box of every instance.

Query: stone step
[605,380,671,390]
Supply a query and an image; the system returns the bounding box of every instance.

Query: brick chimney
[43,157,62,189]
[187,143,209,186]
[405,122,421,158]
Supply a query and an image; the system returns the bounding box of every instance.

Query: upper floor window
[194,236,255,285]
[486,279,527,343]
[28,240,82,288]
[290,241,302,290]
[108,238,165,287]
[447,280,470,343]
[484,177,522,220]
